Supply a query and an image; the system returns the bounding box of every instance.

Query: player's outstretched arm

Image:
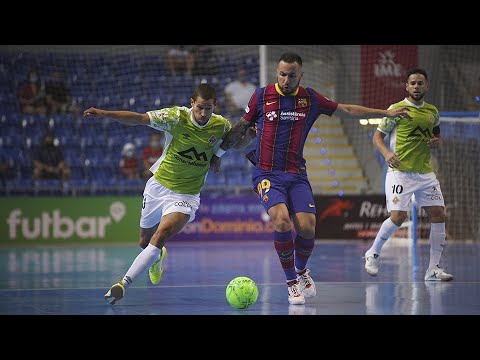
[335,104,411,119]
[83,107,150,126]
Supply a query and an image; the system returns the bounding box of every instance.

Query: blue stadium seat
[0,49,259,196]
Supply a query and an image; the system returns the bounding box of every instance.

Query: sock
[428,223,446,269]
[367,218,399,256]
[273,230,297,282]
[121,243,162,288]
[294,234,315,273]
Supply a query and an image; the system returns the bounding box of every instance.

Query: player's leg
[145,187,199,285]
[364,171,412,276]
[268,203,305,305]
[139,225,168,285]
[139,226,158,249]
[415,173,452,281]
[105,179,199,304]
[289,174,317,297]
[105,212,189,304]
[291,212,316,297]
[253,169,304,305]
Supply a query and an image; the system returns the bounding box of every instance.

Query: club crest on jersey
[208,135,216,144]
[297,98,308,107]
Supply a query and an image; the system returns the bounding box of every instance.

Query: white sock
[367,218,399,256]
[428,223,446,269]
[121,243,162,287]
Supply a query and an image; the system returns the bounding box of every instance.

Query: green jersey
[147,106,231,194]
[378,98,440,173]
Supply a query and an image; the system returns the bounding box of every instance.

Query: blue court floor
[0,239,479,315]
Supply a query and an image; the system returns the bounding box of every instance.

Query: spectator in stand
[17,69,47,115]
[32,132,71,181]
[142,132,164,179]
[120,142,140,180]
[167,45,194,76]
[224,67,256,119]
[45,70,80,115]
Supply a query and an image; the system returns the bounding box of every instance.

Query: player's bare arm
[233,123,257,150]
[373,130,400,168]
[209,156,221,174]
[210,118,253,172]
[219,117,252,151]
[336,104,411,119]
[83,107,150,126]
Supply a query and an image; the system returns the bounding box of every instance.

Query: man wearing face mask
[142,132,164,179]
[17,69,47,115]
[119,142,140,180]
[32,132,71,181]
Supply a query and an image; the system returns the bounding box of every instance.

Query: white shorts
[384,171,445,212]
[140,177,200,229]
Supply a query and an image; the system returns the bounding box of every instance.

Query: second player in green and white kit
[364,68,453,282]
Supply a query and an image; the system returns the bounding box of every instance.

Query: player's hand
[386,106,411,119]
[246,124,257,139]
[427,136,442,148]
[210,154,221,173]
[385,152,401,168]
[83,107,102,118]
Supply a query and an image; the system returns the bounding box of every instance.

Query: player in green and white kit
[84,83,254,304]
[364,68,453,282]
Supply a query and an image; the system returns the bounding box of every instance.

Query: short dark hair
[406,67,428,81]
[192,83,216,102]
[278,52,303,66]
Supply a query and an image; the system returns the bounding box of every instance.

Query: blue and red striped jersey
[243,83,338,174]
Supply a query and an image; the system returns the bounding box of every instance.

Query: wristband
[214,147,226,157]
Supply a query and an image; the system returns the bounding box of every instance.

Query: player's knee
[426,206,445,223]
[273,219,292,233]
[391,213,408,226]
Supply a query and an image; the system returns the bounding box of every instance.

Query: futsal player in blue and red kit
[211,52,411,305]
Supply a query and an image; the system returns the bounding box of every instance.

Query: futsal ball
[226,276,258,309]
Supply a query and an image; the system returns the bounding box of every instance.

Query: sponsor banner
[0,197,142,244]
[314,195,456,240]
[175,194,274,241]
[0,195,274,244]
[3,194,443,243]
[361,45,418,109]
[315,195,389,239]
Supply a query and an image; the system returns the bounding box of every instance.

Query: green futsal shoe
[149,247,167,285]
